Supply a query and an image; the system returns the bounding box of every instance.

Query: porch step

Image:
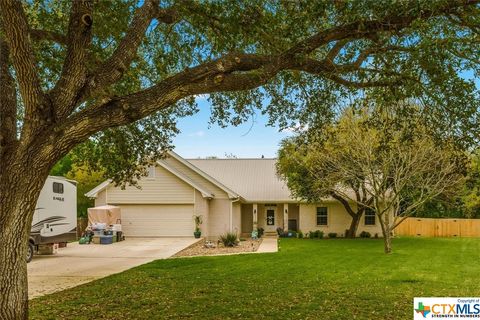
[240,232,279,238]
[263,231,278,238]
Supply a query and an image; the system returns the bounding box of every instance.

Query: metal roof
[168,151,239,199]
[187,158,293,202]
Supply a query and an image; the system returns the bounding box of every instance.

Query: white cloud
[194,94,209,102]
[281,123,309,134]
[188,130,206,137]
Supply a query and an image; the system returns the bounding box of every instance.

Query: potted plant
[193,215,203,238]
[251,222,258,239]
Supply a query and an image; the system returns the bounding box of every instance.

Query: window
[316,207,328,226]
[147,166,155,179]
[364,208,376,225]
[53,182,64,194]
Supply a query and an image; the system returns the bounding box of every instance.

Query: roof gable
[165,151,240,199]
[85,158,217,199]
[187,158,293,202]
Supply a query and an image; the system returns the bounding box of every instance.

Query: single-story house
[86,151,384,238]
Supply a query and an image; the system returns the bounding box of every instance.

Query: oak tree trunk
[0,155,49,320]
[0,207,30,320]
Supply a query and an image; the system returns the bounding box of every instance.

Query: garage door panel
[120,204,194,237]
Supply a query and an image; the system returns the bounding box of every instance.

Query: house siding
[162,157,230,199]
[95,190,107,206]
[207,199,231,238]
[232,201,241,235]
[106,166,194,204]
[299,203,385,237]
[194,189,209,237]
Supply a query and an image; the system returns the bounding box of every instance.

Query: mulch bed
[173,238,262,258]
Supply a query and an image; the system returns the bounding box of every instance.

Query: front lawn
[30,237,480,319]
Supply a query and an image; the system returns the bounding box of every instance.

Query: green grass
[30,238,480,319]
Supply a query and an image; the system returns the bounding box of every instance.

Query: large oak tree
[0,0,479,318]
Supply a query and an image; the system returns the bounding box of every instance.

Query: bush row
[277,228,379,239]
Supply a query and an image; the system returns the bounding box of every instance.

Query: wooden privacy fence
[395,218,480,238]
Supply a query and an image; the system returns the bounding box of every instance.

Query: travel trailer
[28,176,77,262]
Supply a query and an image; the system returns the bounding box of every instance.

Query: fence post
[77,217,87,238]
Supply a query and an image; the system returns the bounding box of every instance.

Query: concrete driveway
[28,237,198,299]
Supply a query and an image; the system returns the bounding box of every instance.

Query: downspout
[230,197,240,232]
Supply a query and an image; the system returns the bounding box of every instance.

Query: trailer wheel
[26,242,34,263]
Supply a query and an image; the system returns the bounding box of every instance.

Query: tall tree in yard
[0,0,479,318]
[277,133,374,239]
[65,164,104,218]
[278,106,466,253]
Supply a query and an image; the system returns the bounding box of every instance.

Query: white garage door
[120,204,194,237]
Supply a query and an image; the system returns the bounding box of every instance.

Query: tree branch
[49,0,480,156]
[290,0,480,57]
[0,0,46,131]
[50,0,93,120]
[154,6,181,24]
[30,28,67,44]
[325,39,348,62]
[324,73,405,88]
[0,36,17,149]
[80,0,173,101]
[332,192,357,218]
[450,11,480,34]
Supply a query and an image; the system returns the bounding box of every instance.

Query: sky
[172,96,292,159]
[172,72,479,159]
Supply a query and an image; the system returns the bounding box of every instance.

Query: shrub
[359,231,371,238]
[314,230,324,239]
[328,232,337,238]
[308,231,315,239]
[276,227,284,236]
[257,227,264,238]
[276,228,298,238]
[219,232,238,247]
[298,231,304,239]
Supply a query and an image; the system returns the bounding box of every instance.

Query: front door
[288,219,298,231]
[266,209,276,232]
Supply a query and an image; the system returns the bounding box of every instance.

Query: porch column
[253,203,258,231]
[283,203,288,231]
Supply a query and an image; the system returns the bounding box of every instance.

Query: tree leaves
[11,0,480,184]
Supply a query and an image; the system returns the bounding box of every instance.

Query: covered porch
[240,203,299,236]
